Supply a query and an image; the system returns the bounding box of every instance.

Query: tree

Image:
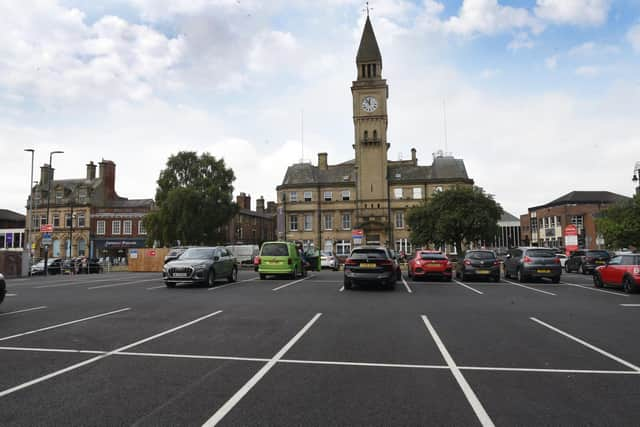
[595,194,640,250]
[407,186,503,255]
[144,151,237,246]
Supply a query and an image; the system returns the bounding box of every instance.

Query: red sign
[147,250,157,257]
[40,224,53,233]
[564,225,579,255]
[352,229,364,238]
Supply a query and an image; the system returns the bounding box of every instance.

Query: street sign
[40,224,53,233]
[42,232,52,246]
[129,249,138,259]
[564,225,578,255]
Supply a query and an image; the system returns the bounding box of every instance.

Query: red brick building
[220,193,277,245]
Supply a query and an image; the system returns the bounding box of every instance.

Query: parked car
[163,247,237,288]
[256,241,304,280]
[408,250,452,281]
[504,247,562,283]
[78,257,103,274]
[0,273,5,304]
[593,254,640,293]
[320,251,339,270]
[164,247,189,264]
[30,258,63,275]
[556,253,568,268]
[343,246,401,290]
[456,250,500,282]
[565,249,611,274]
[226,245,259,265]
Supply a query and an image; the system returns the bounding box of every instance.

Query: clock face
[361,96,378,113]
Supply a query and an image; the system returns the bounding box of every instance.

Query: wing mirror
[214,256,220,261]
[506,254,512,259]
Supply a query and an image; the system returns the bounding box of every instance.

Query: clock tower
[351,16,389,242]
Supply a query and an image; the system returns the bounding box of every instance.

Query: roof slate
[0,209,25,222]
[534,191,630,209]
[356,16,382,64]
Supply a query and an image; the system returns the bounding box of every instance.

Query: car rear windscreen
[261,243,289,256]
[350,249,387,260]
[526,249,556,258]
[587,251,609,257]
[467,252,495,260]
[420,253,447,260]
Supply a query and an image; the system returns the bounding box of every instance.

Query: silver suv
[504,247,562,283]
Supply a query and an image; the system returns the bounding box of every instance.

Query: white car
[320,251,339,270]
[556,253,568,267]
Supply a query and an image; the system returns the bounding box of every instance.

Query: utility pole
[44,150,63,276]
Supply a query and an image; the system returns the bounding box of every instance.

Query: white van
[226,245,259,265]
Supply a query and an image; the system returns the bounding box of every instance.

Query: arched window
[364,130,368,140]
[373,130,377,140]
[78,239,86,256]
[361,64,366,78]
[52,239,61,257]
[373,64,377,77]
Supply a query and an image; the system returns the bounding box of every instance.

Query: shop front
[91,238,146,264]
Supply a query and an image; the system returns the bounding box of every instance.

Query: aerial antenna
[442,99,449,153]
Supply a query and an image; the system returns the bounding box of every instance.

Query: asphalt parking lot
[1,268,640,426]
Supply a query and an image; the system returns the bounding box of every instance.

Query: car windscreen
[526,249,556,258]
[587,251,609,257]
[350,249,388,260]
[180,248,214,259]
[467,252,495,260]
[261,243,289,256]
[420,253,447,260]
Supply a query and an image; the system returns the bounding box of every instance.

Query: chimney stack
[318,153,328,170]
[256,196,265,213]
[86,161,96,180]
[266,201,277,214]
[40,164,53,187]
[411,148,417,165]
[236,192,251,210]
[99,160,116,199]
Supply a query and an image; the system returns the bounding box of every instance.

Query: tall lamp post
[633,161,640,196]
[23,149,35,277]
[44,150,64,276]
[281,192,287,241]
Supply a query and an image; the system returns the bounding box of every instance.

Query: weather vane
[363,1,373,17]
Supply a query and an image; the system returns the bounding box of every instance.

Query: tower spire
[356,15,382,65]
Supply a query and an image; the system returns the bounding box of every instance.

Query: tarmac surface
[1,267,639,426]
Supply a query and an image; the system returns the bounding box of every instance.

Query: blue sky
[1,0,639,218]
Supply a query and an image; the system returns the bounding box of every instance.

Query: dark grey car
[456,250,501,282]
[163,247,237,288]
[0,273,5,304]
[504,247,562,283]
[343,246,400,290]
[565,249,610,274]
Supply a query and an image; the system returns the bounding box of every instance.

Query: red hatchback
[593,254,640,293]
[408,250,452,281]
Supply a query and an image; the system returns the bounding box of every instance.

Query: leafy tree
[595,194,640,250]
[407,186,503,255]
[144,151,237,246]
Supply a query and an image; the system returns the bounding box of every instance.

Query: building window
[40,216,47,226]
[77,213,85,228]
[413,187,422,200]
[342,213,351,230]
[394,188,403,199]
[336,240,351,256]
[289,192,298,202]
[53,214,60,227]
[341,191,350,201]
[55,190,63,201]
[303,214,313,231]
[78,188,87,199]
[571,215,584,229]
[138,220,146,235]
[112,220,121,235]
[65,214,73,228]
[395,211,404,229]
[324,191,332,201]
[289,215,298,231]
[78,239,86,256]
[304,191,312,202]
[123,220,132,235]
[324,214,333,230]
[97,220,105,235]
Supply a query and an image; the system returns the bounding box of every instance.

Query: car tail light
[345,258,358,266]
[634,267,640,275]
[446,261,452,268]
[464,259,471,266]
[523,256,533,263]
[493,260,500,266]
[554,257,560,264]
[288,257,292,265]
[254,256,261,265]
[378,259,393,266]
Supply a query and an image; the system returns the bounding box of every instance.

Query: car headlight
[193,263,208,270]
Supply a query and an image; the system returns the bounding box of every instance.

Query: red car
[408,250,452,281]
[593,254,640,293]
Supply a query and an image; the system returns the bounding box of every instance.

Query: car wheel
[623,277,637,294]
[565,264,570,273]
[343,276,352,290]
[227,266,237,283]
[446,275,453,282]
[578,264,585,275]
[259,273,266,280]
[551,276,560,284]
[518,269,527,283]
[207,269,216,287]
[460,273,467,282]
[291,265,298,280]
[396,269,401,282]
[504,268,510,279]
[593,273,603,288]
[165,281,175,288]
[492,275,500,283]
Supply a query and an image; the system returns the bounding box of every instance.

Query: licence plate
[173,272,188,277]
[537,269,551,273]
[477,270,490,274]
[596,261,605,264]
[360,263,376,269]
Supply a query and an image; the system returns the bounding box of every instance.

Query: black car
[456,250,500,282]
[164,247,189,264]
[343,246,400,290]
[565,249,610,274]
[0,273,6,304]
[504,247,562,283]
[30,258,63,275]
[163,246,237,288]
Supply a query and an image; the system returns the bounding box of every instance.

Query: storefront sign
[147,250,157,257]
[129,249,138,259]
[40,224,53,233]
[564,225,578,255]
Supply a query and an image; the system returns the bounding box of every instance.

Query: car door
[599,256,620,285]
[222,248,234,275]
[212,248,224,277]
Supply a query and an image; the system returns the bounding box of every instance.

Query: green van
[257,241,304,280]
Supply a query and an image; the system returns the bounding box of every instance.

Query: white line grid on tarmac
[562,282,629,297]
[453,280,483,295]
[502,279,557,296]
[271,275,315,291]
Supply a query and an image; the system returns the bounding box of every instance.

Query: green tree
[144,151,237,246]
[407,186,503,254]
[595,194,640,250]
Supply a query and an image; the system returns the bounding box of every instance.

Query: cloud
[479,68,501,79]
[575,65,600,77]
[508,32,535,51]
[628,24,640,53]
[545,54,559,70]
[247,30,300,73]
[568,41,620,57]
[535,0,611,26]
[442,0,544,37]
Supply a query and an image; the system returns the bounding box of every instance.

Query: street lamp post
[633,161,640,196]
[23,149,35,277]
[281,192,287,241]
[44,150,64,276]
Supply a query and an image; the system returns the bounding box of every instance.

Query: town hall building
[276,16,473,256]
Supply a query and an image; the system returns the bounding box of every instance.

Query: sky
[1,0,639,218]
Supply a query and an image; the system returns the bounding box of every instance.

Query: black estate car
[163,247,237,288]
[565,249,610,274]
[343,246,401,290]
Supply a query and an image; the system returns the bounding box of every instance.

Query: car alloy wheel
[227,267,237,283]
[518,269,527,283]
[593,274,603,288]
[343,276,352,290]
[565,264,570,273]
[207,269,216,287]
[623,277,636,294]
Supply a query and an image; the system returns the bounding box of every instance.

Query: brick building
[0,209,25,251]
[520,191,629,250]
[220,193,277,245]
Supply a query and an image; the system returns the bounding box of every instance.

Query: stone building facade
[276,17,473,256]
[220,193,277,246]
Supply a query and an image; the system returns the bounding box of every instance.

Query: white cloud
[248,30,300,73]
[628,24,640,53]
[443,0,544,37]
[535,0,611,26]
[479,68,501,79]
[508,32,535,51]
[545,54,559,70]
[568,41,620,57]
[575,65,600,77]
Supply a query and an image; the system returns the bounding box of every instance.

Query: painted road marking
[202,313,322,427]
[0,306,47,317]
[207,277,258,291]
[620,304,640,307]
[35,277,121,289]
[421,315,495,427]
[531,317,640,372]
[88,278,159,290]
[562,282,629,297]
[146,285,166,290]
[271,275,314,291]
[339,286,345,292]
[0,310,223,398]
[401,277,413,293]
[454,280,483,295]
[6,294,17,297]
[0,308,131,342]
[503,279,556,296]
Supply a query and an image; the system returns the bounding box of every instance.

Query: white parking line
[202,313,322,427]
[562,282,629,297]
[339,286,345,292]
[620,304,640,307]
[0,306,47,317]
[6,293,17,297]
[421,315,495,427]
[271,275,313,291]
[0,308,131,342]
[207,277,258,291]
[453,280,483,295]
[503,279,556,296]
[88,278,159,289]
[0,309,223,398]
[35,277,119,289]
[530,317,640,372]
[146,285,166,290]
[401,277,413,293]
